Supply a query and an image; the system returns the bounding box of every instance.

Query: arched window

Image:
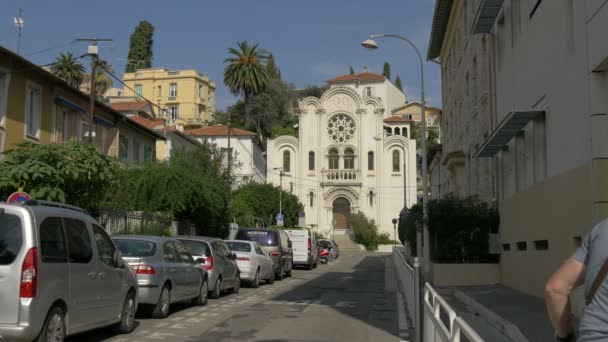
[385,126,393,136]
[283,150,291,172]
[368,151,374,171]
[309,191,315,207]
[402,127,408,137]
[308,151,315,171]
[392,150,400,172]
[395,127,401,135]
[369,190,375,207]
[328,148,339,169]
[344,148,354,169]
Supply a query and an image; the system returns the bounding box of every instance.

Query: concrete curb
[454,290,530,342]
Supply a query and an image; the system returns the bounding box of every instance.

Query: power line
[23,40,76,57]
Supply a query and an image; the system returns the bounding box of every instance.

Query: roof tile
[327,72,385,84]
[186,126,256,137]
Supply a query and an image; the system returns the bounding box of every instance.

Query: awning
[474,110,544,158]
[54,96,86,113]
[471,0,504,34]
[94,116,114,129]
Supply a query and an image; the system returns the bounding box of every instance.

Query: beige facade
[428,0,496,202]
[391,101,442,133]
[122,68,216,126]
[429,0,608,297]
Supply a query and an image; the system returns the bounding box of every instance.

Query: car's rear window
[178,239,211,257]
[235,230,278,247]
[0,214,23,265]
[226,241,251,252]
[113,239,157,257]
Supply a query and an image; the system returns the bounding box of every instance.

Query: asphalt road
[69,252,403,342]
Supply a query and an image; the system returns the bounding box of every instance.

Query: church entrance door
[332,197,351,229]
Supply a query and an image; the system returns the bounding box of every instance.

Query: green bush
[399,194,499,263]
[112,222,172,237]
[350,212,394,251]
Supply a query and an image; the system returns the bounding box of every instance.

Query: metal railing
[321,169,361,184]
[94,208,173,236]
[424,283,484,342]
[393,248,419,332]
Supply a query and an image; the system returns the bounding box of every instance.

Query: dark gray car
[234,228,293,280]
[176,237,240,299]
[112,236,208,318]
[0,201,138,342]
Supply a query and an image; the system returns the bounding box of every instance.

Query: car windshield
[0,213,23,265]
[113,239,157,257]
[226,241,251,252]
[179,239,211,257]
[235,230,278,247]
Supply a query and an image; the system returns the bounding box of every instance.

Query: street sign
[298,216,306,227]
[299,211,306,218]
[7,191,31,204]
[276,213,284,227]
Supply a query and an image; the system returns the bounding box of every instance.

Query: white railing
[424,283,484,342]
[393,248,417,325]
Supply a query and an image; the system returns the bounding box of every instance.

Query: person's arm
[545,258,585,339]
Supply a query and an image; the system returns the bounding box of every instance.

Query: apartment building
[122,68,216,126]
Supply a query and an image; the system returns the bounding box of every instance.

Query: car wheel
[193,278,208,306]
[251,268,260,288]
[286,263,292,277]
[37,306,65,342]
[232,273,241,294]
[210,277,222,299]
[313,261,318,268]
[276,265,284,281]
[152,284,171,318]
[307,260,314,270]
[114,292,136,334]
[266,266,276,284]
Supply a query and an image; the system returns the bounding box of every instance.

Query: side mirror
[196,257,206,264]
[231,253,237,260]
[113,250,125,268]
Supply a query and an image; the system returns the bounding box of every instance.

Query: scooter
[318,246,333,264]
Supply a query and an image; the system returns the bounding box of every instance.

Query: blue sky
[0,0,441,110]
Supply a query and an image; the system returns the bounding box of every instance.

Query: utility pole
[13,9,24,55]
[279,170,284,215]
[75,38,112,143]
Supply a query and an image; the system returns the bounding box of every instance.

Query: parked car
[320,239,340,259]
[0,200,138,342]
[112,235,208,318]
[234,228,293,280]
[284,228,317,270]
[225,240,275,287]
[176,237,240,299]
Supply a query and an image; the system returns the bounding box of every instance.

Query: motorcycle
[318,246,333,264]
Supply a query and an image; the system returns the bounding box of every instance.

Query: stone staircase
[333,230,364,252]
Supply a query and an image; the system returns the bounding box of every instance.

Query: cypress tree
[349,65,355,75]
[382,62,391,79]
[395,75,403,92]
[126,20,155,73]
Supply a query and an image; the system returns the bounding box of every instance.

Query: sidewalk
[443,285,554,342]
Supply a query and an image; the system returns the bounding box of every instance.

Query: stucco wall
[431,263,500,287]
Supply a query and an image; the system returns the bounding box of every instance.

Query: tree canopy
[126,20,155,73]
[382,62,391,80]
[51,52,85,89]
[395,75,403,92]
[0,141,117,209]
[349,65,355,75]
[230,183,303,228]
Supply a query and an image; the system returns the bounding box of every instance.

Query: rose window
[327,115,356,143]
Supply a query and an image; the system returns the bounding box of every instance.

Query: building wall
[267,84,416,236]
[116,121,157,163]
[123,68,216,124]
[437,0,496,203]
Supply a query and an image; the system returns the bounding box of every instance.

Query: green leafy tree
[349,65,355,75]
[106,146,231,237]
[125,20,155,72]
[230,183,303,228]
[298,85,324,99]
[223,41,270,128]
[94,59,114,99]
[266,53,281,80]
[395,75,403,92]
[51,52,85,88]
[350,212,394,251]
[0,141,117,209]
[411,124,439,154]
[382,62,391,79]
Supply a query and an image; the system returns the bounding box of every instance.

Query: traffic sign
[299,211,306,218]
[7,191,31,204]
[276,213,284,227]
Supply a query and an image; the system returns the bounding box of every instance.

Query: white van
[284,229,317,270]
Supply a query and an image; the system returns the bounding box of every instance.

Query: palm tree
[51,52,85,88]
[223,41,269,125]
[94,59,114,100]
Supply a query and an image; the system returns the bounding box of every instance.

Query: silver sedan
[225,240,275,288]
[112,236,208,318]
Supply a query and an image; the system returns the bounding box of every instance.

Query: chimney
[362,66,368,73]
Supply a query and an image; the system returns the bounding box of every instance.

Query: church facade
[267,71,417,238]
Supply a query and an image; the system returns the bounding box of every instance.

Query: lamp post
[363,34,430,281]
[392,218,398,246]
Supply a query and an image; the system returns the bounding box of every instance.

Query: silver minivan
[0,201,138,342]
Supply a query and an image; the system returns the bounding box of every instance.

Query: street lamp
[391,218,398,246]
[363,34,430,281]
[272,167,286,217]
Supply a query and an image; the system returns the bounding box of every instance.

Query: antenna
[13,8,24,55]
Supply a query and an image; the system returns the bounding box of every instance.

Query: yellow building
[122,68,216,126]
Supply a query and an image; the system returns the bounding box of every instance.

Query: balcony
[167,96,177,102]
[321,169,361,186]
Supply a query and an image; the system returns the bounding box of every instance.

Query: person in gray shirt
[546,219,608,342]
